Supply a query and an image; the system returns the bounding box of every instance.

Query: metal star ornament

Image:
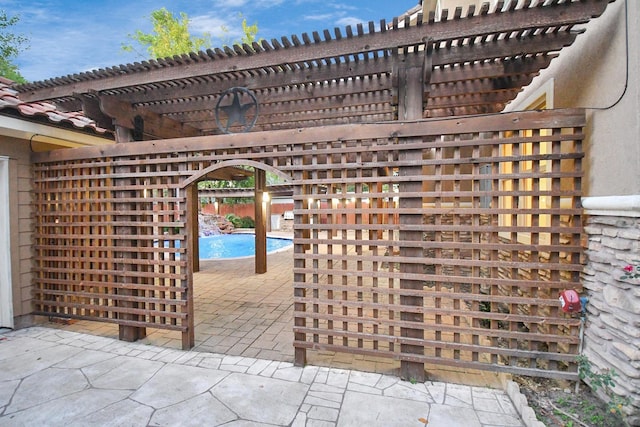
[215,87,259,134]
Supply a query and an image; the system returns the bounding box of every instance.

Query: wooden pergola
[19,0,613,381]
[16,1,609,134]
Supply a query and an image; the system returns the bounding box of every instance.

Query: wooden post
[183,185,196,348]
[114,126,146,342]
[293,148,307,366]
[397,50,426,382]
[254,168,267,274]
[190,185,200,273]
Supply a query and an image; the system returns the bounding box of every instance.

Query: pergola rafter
[14,0,612,139]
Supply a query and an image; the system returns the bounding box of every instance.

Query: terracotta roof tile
[0,77,112,137]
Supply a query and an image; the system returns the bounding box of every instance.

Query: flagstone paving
[0,327,526,427]
[20,233,542,425]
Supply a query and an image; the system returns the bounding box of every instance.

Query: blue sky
[5,0,419,83]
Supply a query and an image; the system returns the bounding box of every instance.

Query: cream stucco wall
[426,0,494,16]
[432,0,638,196]
[0,137,33,327]
[505,0,638,197]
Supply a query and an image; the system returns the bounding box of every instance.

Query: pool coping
[199,230,294,261]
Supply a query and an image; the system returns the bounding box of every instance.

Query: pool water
[199,234,293,260]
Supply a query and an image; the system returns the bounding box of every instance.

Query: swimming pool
[199,234,293,260]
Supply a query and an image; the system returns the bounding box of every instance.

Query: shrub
[225,214,255,228]
[225,214,241,228]
[239,216,255,228]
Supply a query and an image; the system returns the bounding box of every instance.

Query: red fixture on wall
[559,289,582,313]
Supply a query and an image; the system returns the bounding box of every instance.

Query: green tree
[241,18,258,45]
[122,8,211,59]
[198,167,285,205]
[0,11,29,83]
[123,8,260,60]
[219,15,260,47]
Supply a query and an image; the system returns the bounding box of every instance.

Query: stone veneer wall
[582,210,640,426]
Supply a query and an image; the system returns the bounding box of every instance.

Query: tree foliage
[122,8,211,59]
[123,8,260,60]
[241,18,258,45]
[198,167,285,205]
[0,10,29,83]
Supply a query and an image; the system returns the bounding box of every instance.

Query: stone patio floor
[1,326,531,427]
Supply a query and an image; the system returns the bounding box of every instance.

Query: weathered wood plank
[32,109,586,163]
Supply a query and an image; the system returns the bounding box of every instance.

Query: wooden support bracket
[97,93,202,139]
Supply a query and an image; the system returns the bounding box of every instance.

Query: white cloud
[336,17,365,28]
[211,0,248,9]
[300,3,364,28]
[190,15,230,38]
[331,3,358,12]
[304,13,337,22]
[258,0,286,6]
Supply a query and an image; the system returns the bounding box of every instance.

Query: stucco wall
[0,138,34,326]
[505,0,639,196]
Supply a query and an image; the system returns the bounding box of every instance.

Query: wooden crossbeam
[98,95,201,139]
[17,0,609,103]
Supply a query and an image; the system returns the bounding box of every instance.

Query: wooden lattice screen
[32,109,585,379]
[33,154,191,340]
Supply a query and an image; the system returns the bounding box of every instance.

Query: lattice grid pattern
[33,109,584,379]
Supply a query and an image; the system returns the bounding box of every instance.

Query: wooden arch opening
[183,160,293,274]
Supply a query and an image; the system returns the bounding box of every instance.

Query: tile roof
[0,77,112,137]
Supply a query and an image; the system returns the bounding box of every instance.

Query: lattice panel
[33,156,190,332]
[413,128,584,379]
[291,139,406,358]
[289,114,584,380]
[33,109,584,378]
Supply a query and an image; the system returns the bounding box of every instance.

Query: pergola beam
[102,52,556,114]
[149,77,394,115]
[97,32,568,112]
[107,60,396,107]
[171,92,393,124]
[92,32,568,131]
[98,94,201,138]
[16,0,608,103]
